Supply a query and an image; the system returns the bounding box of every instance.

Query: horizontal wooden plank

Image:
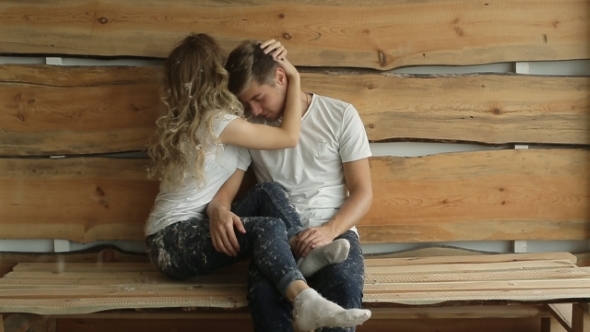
[2,259,579,279]
[1,279,587,301]
[4,267,588,287]
[363,279,590,293]
[366,268,590,284]
[314,73,590,144]
[55,317,546,332]
[361,149,590,243]
[51,305,548,320]
[4,265,589,286]
[364,252,578,267]
[366,260,577,275]
[0,65,161,155]
[0,1,588,69]
[1,65,588,155]
[0,297,246,315]
[0,289,587,314]
[0,149,588,242]
[0,284,247,299]
[364,288,590,306]
[13,253,576,272]
[0,158,158,243]
[12,262,154,272]
[2,271,165,281]
[1,260,588,316]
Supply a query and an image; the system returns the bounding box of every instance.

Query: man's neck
[301,90,311,117]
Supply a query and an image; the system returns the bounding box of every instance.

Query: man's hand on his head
[209,205,246,257]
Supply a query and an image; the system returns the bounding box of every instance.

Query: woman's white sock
[293,288,371,331]
[298,239,350,277]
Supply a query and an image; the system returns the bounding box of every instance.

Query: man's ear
[275,67,287,85]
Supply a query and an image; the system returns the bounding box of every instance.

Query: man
[220,40,373,332]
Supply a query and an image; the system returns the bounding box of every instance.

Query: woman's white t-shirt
[145,114,251,236]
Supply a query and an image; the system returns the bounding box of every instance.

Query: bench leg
[573,303,590,332]
[541,316,551,332]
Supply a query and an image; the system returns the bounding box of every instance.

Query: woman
[145,33,370,331]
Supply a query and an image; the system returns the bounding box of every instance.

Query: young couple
[145,33,373,332]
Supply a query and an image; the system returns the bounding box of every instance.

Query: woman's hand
[260,39,287,60]
[260,40,299,79]
[209,205,245,257]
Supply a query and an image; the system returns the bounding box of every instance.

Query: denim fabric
[247,230,364,332]
[232,182,305,240]
[145,215,305,295]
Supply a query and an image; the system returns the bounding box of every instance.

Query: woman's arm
[206,169,246,257]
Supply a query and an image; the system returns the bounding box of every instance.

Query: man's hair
[225,40,279,96]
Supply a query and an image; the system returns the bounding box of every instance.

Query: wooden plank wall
[2,65,589,156]
[1,1,588,69]
[0,0,588,244]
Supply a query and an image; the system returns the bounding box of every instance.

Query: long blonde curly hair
[148,34,243,190]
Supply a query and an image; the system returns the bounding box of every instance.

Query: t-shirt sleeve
[212,113,240,138]
[236,147,251,171]
[339,105,372,163]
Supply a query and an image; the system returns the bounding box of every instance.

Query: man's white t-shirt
[145,114,251,236]
[249,94,372,231]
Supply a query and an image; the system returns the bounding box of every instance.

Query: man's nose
[250,105,262,117]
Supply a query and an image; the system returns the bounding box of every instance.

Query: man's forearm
[323,188,373,238]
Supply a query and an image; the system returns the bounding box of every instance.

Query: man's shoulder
[312,94,360,125]
[314,94,353,111]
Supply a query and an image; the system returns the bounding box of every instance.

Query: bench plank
[366,268,590,284]
[1,279,589,300]
[3,267,590,287]
[12,262,154,272]
[2,65,589,156]
[0,255,590,314]
[0,1,588,69]
[12,252,576,271]
[54,316,546,332]
[6,259,587,275]
[364,252,578,266]
[366,260,576,275]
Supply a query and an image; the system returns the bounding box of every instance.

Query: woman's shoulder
[195,110,242,142]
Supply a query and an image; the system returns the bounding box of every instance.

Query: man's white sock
[298,239,350,277]
[293,288,371,331]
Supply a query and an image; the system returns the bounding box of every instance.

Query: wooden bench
[0,1,589,331]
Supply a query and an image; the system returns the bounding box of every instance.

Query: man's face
[238,78,286,122]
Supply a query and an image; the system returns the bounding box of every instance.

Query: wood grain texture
[0,158,158,243]
[1,258,589,314]
[0,0,588,69]
[360,149,590,243]
[0,65,161,156]
[0,149,587,243]
[1,65,588,156]
[305,73,590,145]
[55,317,545,332]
